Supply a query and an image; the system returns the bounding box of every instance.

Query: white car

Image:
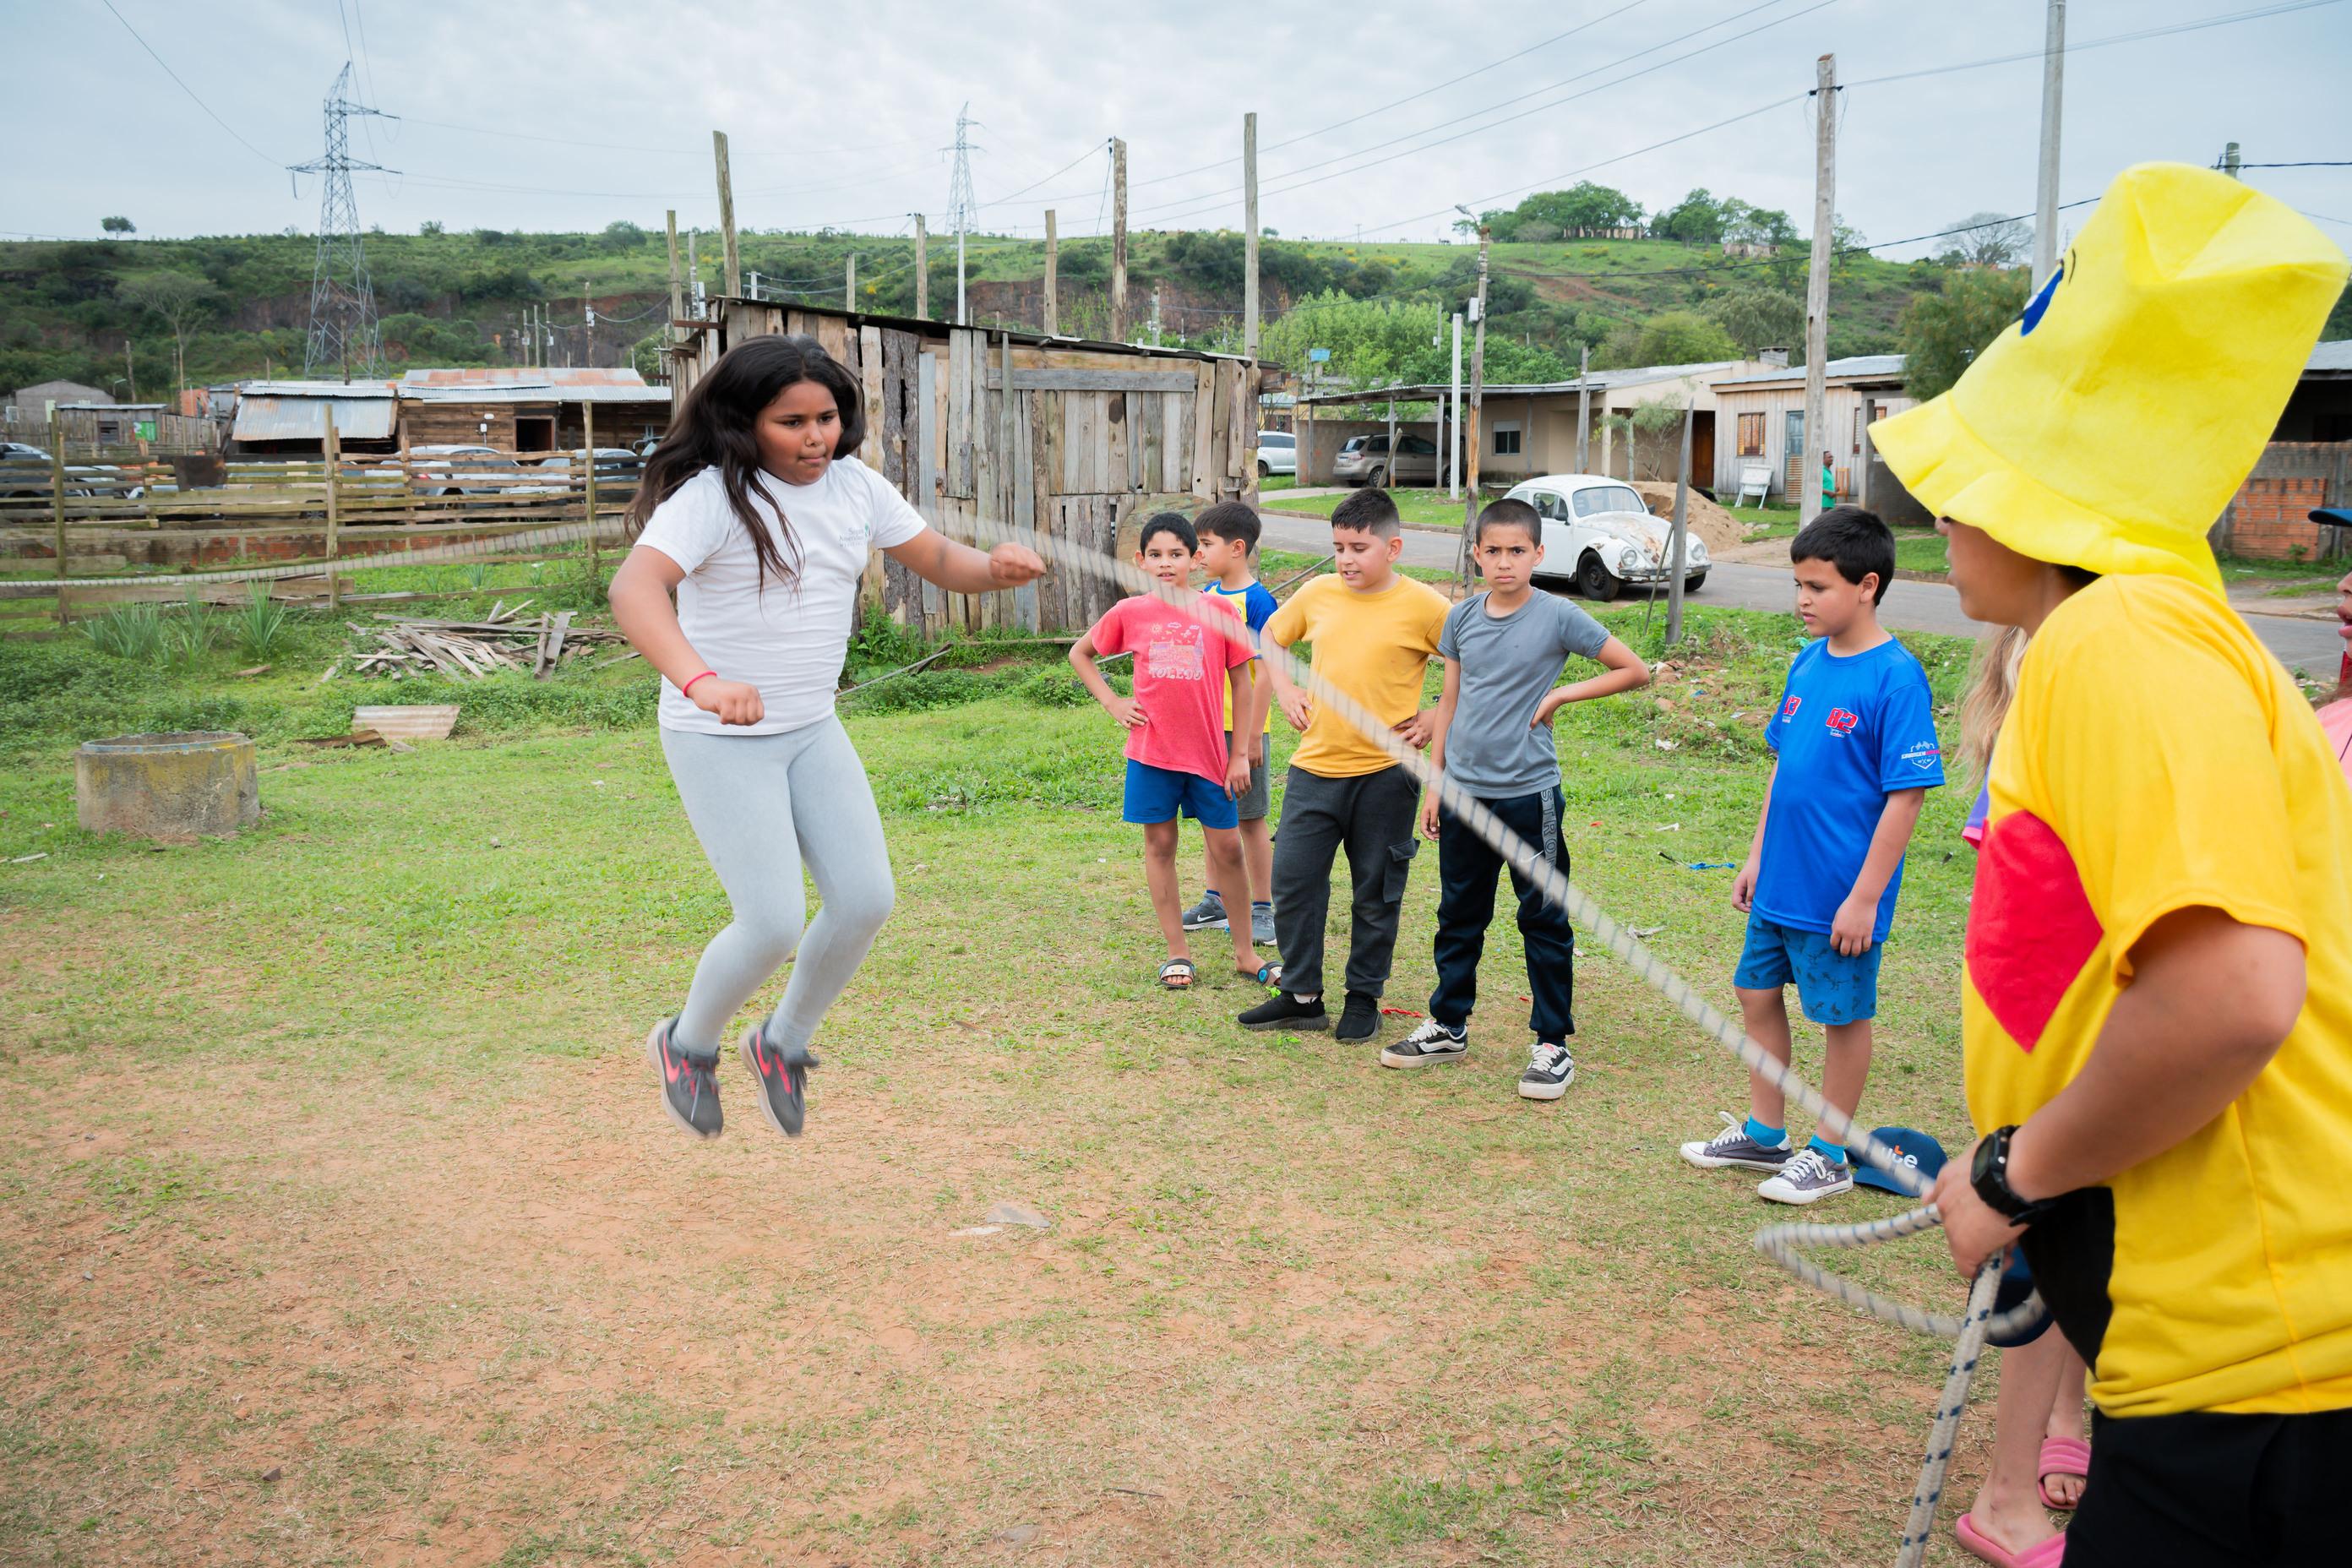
[1504,474,1708,602]
[1254,429,1296,478]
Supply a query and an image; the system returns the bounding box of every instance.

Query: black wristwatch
[1970,1125,2053,1224]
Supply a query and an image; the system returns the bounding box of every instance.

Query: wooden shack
[673,299,1258,635]
[395,368,672,453]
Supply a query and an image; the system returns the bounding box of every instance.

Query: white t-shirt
[635,458,929,735]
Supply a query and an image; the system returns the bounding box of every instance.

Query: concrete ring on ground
[75,731,259,841]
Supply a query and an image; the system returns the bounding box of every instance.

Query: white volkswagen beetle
[1502,474,1708,602]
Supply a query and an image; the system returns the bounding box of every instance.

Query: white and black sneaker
[1380,1018,1467,1070]
[1678,1112,1793,1172]
[1517,1040,1576,1100]
[1757,1147,1854,1206]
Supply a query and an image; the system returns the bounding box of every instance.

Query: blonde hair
[1957,625,2029,790]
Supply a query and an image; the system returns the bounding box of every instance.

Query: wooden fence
[2,406,223,459]
[0,426,638,635]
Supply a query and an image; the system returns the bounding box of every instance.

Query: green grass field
[1260,487,1478,530]
[3,588,2013,1565]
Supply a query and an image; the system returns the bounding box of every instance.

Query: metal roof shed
[230,382,399,449]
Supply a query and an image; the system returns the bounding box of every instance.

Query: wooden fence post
[584,401,601,580]
[49,414,67,628]
[324,405,342,609]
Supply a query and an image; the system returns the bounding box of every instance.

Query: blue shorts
[1734,914,1881,1026]
[1122,759,1239,830]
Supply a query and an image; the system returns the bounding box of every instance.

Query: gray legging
[661,716,896,1056]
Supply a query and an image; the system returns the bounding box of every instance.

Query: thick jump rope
[11,503,2042,1565]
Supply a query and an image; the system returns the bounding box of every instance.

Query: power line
[99,0,280,166]
[1843,0,2345,89]
[978,140,1110,212]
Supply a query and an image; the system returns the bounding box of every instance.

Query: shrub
[82,602,164,661]
[160,594,220,667]
[234,585,291,659]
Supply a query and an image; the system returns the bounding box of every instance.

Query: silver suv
[1332,432,1452,487]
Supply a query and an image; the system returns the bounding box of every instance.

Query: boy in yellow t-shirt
[1239,487,1448,1043]
[1870,162,2352,1567]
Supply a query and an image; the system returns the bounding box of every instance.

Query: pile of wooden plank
[342,602,629,681]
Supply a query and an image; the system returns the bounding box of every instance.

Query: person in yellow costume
[1870,162,2352,1568]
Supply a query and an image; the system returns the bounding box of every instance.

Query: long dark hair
[626,334,868,588]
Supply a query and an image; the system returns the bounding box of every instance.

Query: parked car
[0,444,139,499]
[1254,429,1296,478]
[1332,432,1453,488]
[1502,474,1708,601]
[535,447,640,477]
[404,444,513,496]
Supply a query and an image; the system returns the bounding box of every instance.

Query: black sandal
[1158,958,1197,990]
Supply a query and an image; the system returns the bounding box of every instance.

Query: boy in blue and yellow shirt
[1680,506,1943,1204]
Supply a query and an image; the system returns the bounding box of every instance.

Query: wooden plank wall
[683,306,1257,632]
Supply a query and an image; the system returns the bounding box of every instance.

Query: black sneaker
[1335,993,1381,1043]
[739,1024,817,1138]
[1518,1040,1576,1101]
[1380,1018,1467,1069]
[1179,893,1229,932]
[1239,992,1330,1032]
[646,1017,721,1140]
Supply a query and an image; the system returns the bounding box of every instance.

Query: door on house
[1691,411,1716,494]
[514,416,555,453]
[1783,410,1806,498]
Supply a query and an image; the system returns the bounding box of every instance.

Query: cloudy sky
[8,0,2348,259]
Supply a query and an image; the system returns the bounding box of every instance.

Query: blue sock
[1807,1134,1848,1164]
[1251,901,1272,911]
[1202,888,1222,904]
[1745,1116,1785,1148]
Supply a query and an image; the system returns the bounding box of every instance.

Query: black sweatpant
[1428,787,1576,1041]
[2066,1405,2350,1567]
[1269,764,1421,1000]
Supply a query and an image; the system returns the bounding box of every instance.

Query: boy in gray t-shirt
[1381,498,1652,1098]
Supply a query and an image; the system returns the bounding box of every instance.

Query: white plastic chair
[1735,463,1772,508]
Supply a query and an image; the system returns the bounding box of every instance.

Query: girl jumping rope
[611,334,1043,1141]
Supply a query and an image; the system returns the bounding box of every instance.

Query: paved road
[1255,508,2346,676]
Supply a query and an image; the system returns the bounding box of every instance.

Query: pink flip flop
[1955,1512,2066,1567]
[2038,1435,2092,1511]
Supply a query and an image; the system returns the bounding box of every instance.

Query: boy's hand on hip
[987,542,1047,585]
[1529,691,1570,729]
[693,678,766,727]
[1392,709,1436,749]
[1102,694,1148,730]
[1731,858,1758,913]
[1280,690,1314,732]
[1930,1145,2026,1279]
[1829,894,1876,956]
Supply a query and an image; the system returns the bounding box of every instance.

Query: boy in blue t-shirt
[1179,503,1280,945]
[1679,507,1945,1205]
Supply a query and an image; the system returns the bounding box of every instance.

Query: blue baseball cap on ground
[1853,1125,1949,1195]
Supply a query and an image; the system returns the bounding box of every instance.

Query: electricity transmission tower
[946,104,981,324]
[291,63,391,380]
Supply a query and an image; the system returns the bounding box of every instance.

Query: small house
[229,380,400,455]
[1707,356,1917,504]
[395,368,672,453]
[2212,340,2352,561]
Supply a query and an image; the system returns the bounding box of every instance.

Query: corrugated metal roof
[232,394,398,442]
[240,379,399,398]
[398,367,651,388]
[1295,361,1757,406]
[398,383,671,406]
[2307,340,2352,374]
[1713,354,1908,389]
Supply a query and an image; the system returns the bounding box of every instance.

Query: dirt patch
[1625,481,1754,557]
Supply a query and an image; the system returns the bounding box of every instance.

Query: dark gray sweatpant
[1270,764,1423,1000]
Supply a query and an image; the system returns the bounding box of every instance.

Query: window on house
[1492,421,1522,456]
[1737,411,1765,456]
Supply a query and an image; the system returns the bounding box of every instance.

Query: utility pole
[1111,137,1130,340]
[583,280,594,368]
[1575,342,1591,473]
[1150,285,1162,346]
[291,63,389,379]
[664,209,683,349]
[847,253,857,312]
[1801,52,1837,524]
[912,214,928,318]
[948,104,978,324]
[749,269,760,302]
[1043,210,1059,335]
[713,130,740,298]
[1448,313,1463,501]
[2224,141,2243,179]
[123,340,137,404]
[1667,402,1694,644]
[1458,213,1491,584]
[2032,0,2066,288]
[688,231,703,316]
[1243,112,1260,361]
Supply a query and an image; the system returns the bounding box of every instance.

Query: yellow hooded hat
[1871,163,2347,593]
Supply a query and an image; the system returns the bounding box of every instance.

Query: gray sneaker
[1179,894,1228,931]
[1678,1112,1793,1172]
[1757,1147,1854,1206]
[1250,904,1276,946]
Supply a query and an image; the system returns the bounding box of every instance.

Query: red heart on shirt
[1965,810,2104,1054]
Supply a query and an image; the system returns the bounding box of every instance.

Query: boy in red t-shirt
[1070,513,1271,991]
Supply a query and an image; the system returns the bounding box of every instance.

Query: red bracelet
[681,670,718,695]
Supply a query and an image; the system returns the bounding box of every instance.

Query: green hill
[0,221,1942,396]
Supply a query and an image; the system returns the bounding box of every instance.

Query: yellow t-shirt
[1965,574,2352,1418]
[1264,573,1449,779]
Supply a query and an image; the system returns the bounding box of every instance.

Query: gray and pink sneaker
[739,1025,817,1139]
[647,1017,722,1140]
